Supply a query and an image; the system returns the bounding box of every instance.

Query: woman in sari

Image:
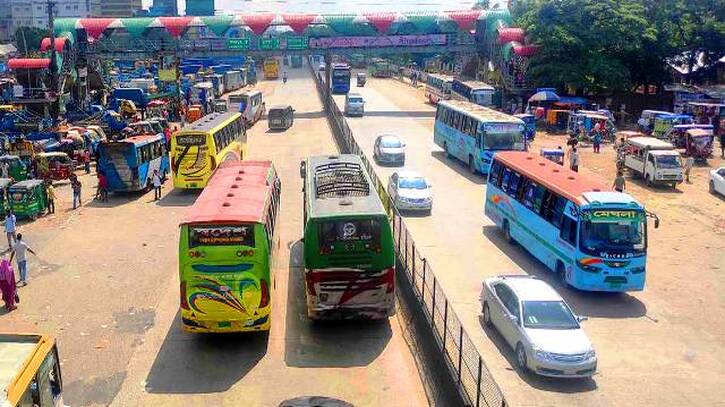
[0,256,17,311]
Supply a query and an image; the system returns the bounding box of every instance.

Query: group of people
[1,211,37,312]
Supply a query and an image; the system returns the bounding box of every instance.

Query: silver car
[387,171,432,214]
[480,275,597,378]
[344,93,365,117]
[373,134,405,166]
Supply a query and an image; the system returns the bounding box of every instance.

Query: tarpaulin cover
[40,37,70,53]
[79,18,115,39]
[201,15,234,37]
[121,17,154,38]
[282,13,317,34]
[242,13,275,35]
[365,13,396,34]
[158,17,193,37]
[8,58,50,69]
[444,10,481,32]
[497,27,524,44]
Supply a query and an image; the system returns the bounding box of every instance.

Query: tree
[14,27,51,56]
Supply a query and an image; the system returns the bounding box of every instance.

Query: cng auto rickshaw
[514,113,536,141]
[545,109,570,133]
[357,72,367,87]
[0,155,28,181]
[186,105,203,123]
[539,148,565,165]
[35,152,74,181]
[0,178,12,215]
[8,179,48,219]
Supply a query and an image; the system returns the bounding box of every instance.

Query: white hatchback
[480,275,597,378]
[709,167,725,196]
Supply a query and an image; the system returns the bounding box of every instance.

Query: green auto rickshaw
[0,178,12,215]
[0,155,29,181]
[8,179,48,219]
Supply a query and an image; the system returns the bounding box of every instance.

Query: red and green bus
[178,160,281,333]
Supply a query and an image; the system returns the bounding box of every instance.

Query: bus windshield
[320,219,381,247]
[189,224,255,248]
[333,70,350,79]
[579,210,645,256]
[484,131,525,151]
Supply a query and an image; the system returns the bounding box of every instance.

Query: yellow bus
[263,58,279,80]
[1,333,64,407]
[171,111,246,190]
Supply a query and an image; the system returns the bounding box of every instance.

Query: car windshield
[399,177,427,189]
[580,211,646,256]
[656,155,682,168]
[522,301,579,330]
[380,137,402,148]
[484,132,525,151]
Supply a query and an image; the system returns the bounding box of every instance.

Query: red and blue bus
[485,152,658,292]
[97,134,170,192]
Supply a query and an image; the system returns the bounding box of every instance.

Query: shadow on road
[144,315,268,394]
[479,316,599,393]
[481,226,647,319]
[363,111,436,118]
[627,177,684,194]
[430,151,487,185]
[83,189,149,208]
[284,240,392,368]
[293,111,326,120]
[154,188,200,207]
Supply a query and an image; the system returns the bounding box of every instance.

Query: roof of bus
[453,79,495,90]
[494,151,610,205]
[182,160,273,225]
[179,111,242,134]
[440,100,524,124]
[305,155,387,219]
[427,73,454,81]
[1,333,55,405]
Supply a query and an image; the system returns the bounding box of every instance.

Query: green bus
[369,58,393,78]
[300,154,395,320]
[178,160,281,333]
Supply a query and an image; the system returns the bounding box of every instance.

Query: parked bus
[263,58,279,80]
[97,134,170,192]
[434,100,526,174]
[299,154,395,320]
[331,63,352,94]
[451,79,496,107]
[178,160,281,333]
[424,73,453,104]
[223,70,243,92]
[485,151,658,291]
[1,333,64,407]
[170,112,246,190]
[228,90,265,126]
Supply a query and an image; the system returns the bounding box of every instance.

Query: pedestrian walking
[72,178,82,209]
[4,211,16,248]
[46,182,55,214]
[569,147,580,172]
[10,234,36,287]
[0,256,17,311]
[96,171,108,202]
[152,169,162,201]
[593,131,602,153]
[83,149,91,174]
[683,156,694,183]
[612,171,626,192]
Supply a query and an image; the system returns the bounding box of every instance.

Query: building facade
[91,0,143,17]
[185,0,214,16]
[150,0,178,16]
[5,0,91,40]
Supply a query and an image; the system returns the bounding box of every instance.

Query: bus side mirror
[299,161,306,178]
[654,218,660,229]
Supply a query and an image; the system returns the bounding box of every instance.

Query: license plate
[218,321,231,328]
[272,120,281,124]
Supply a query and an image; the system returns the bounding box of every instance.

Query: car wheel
[710,181,715,194]
[516,343,528,372]
[482,302,492,327]
[503,220,514,244]
[556,261,568,287]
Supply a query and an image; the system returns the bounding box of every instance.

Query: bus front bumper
[181,315,270,333]
[307,303,395,321]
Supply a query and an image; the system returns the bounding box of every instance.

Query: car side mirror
[577,315,588,322]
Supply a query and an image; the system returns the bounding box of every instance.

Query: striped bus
[178,161,281,333]
[300,154,395,320]
[170,112,246,190]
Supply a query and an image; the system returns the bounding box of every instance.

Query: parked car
[710,167,725,196]
[387,171,432,214]
[373,134,405,166]
[480,275,597,378]
[344,93,365,117]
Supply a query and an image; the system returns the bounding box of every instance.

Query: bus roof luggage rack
[314,161,371,199]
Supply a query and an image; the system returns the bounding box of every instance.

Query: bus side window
[522,180,537,209]
[539,190,556,221]
[552,197,567,228]
[500,168,512,193]
[517,177,530,202]
[507,172,521,198]
[489,161,503,185]
[560,217,577,246]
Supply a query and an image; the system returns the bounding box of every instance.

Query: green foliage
[515,0,725,93]
[14,26,51,56]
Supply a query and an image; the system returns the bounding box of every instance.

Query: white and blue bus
[485,151,658,292]
[97,134,170,192]
[434,100,526,174]
[451,79,496,107]
[331,63,351,94]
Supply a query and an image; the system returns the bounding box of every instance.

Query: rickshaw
[665,124,713,148]
[357,72,367,87]
[676,128,714,160]
[545,109,570,133]
[539,148,564,165]
[35,152,74,181]
[0,178,12,215]
[186,105,203,123]
[0,155,28,181]
[652,114,693,138]
[514,113,536,141]
[8,179,48,219]
[568,112,616,141]
[9,139,35,165]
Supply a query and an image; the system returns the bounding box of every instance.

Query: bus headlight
[577,260,601,273]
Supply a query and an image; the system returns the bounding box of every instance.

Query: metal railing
[310,64,507,407]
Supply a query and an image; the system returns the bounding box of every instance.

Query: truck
[624,136,684,188]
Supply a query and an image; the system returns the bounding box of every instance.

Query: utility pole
[47,0,58,117]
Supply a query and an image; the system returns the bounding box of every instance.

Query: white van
[229,90,265,126]
[624,136,684,187]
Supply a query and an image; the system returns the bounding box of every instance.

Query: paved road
[333,75,724,406]
[1,67,428,407]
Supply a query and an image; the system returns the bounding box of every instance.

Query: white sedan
[481,275,597,378]
[387,171,432,214]
[709,167,725,196]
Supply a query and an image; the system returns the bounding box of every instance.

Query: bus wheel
[443,142,450,158]
[503,220,514,244]
[556,262,568,287]
[468,155,476,174]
